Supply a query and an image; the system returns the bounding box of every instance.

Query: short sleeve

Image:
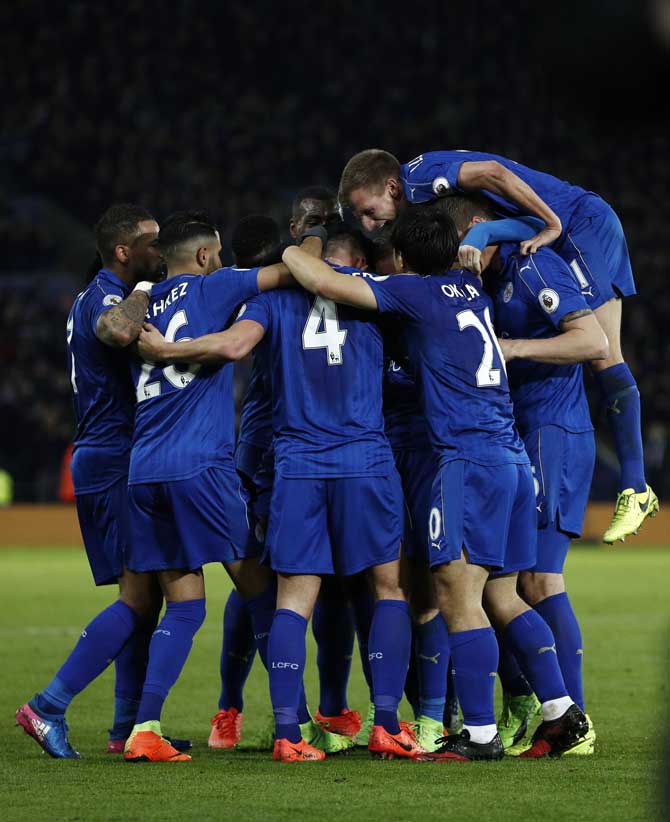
[401,151,476,203]
[235,292,272,332]
[88,280,127,336]
[202,267,261,325]
[365,274,424,321]
[520,253,589,329]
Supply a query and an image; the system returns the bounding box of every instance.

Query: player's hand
[458,245,482,274]
[519,225,561,255]
[138,322,167,362]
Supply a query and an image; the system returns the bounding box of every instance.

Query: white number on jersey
[136,310,201,402]
[456,306,507,388]
[302,296,348,366]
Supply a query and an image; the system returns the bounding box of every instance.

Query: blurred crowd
[0,0,668,500]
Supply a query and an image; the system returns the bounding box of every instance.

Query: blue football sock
[496,629,533,697]
[416,614,450,722]
[219,590,256,711]
[404,626,420,718]
[351,588,375,701]
[268,609,307,743]
[244,584,276,670]
[312,597,355,716]
[135,599,206,724]
[595,363,646,492]
[534,593,584,710]
[504,610,568,703]
[38,600,140,717]
[449,627,498,727]
[110,620,155,737]
[369,599,411,734]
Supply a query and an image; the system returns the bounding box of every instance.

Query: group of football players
[16,147,658,763]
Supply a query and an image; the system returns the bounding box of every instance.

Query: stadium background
[1,0,669,505]
[0,4,668,820]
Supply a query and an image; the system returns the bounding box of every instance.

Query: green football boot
[498,692,541,750]
[300,718,354,754]
[413,715,444,753]
[562,713,595,756]
[603,485,659,544]
[354,702,375,747]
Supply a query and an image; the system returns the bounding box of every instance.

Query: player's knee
[519,571,564,605]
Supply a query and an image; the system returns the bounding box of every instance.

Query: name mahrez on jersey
[148,281,191,318]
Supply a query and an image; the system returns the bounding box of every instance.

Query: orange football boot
[368,725,424,759]
[124,730,192,762]
[314,708,362,738]
[208,708,243,748]
[272,737,327,762]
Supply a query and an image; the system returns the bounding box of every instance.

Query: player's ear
[393,249,405,273]
[114,243,130,265]
[387,177,402,200]
[288,220,298,239]
[196,246,208,268]
[355,254,368,271]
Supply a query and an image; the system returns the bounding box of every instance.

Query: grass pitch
[0,546,667,822]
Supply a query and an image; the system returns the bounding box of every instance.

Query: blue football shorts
[555,193,636,310]
[428,459,537,573]
[127,465,254,573]
[264,471,404,576]
[523,425,595,574]
[75,475,129,586]
[393,447,439,563]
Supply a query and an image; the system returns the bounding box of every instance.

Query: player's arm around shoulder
[256,234,325,292]
[457,160,562,254]
[137,319,265,365]
[95,281,153,348]
[500,253,609,365]
[282,246,379,311]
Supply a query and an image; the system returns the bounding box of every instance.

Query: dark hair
[338,149,400,206]
[291,185,335,217]
[85,252,103,284]
[325,224,373,264]
[94,203,154,264]
[432,194,497,231]
[158,210,218,260]
[390,203,459,275]
[231,215,281,267]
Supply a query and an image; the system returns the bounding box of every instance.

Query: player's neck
[165,266,201,279]
[104,264,136,288]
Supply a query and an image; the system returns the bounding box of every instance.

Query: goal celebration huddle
[16,147,658,763]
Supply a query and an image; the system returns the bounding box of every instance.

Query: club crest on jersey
[503,282,514,303]
[538,288,559,314]
[432,176,450,196]
[102,293,122,307]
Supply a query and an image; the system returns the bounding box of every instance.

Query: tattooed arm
[96,282,153,348]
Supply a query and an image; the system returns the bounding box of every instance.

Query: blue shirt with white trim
[366,270,528,467]
[491,244,594,437]
[128,267,260,485]
[66,268,135,494]
[400,151,590,230]
[237,264,395,478]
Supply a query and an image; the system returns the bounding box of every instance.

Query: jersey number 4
[456,307,506,388]
[136,310,200,402]
[302,296,348,366]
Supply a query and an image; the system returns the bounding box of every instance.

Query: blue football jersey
[237,338,273,450]
[401,151,590,230]
[128,267,260,485]
[382,356,431,451]
[66,269,135,494]
[366,270,527,467]
[238,264,394,478]
[492,244,593,437]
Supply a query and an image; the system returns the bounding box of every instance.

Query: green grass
[0,546,667,822]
